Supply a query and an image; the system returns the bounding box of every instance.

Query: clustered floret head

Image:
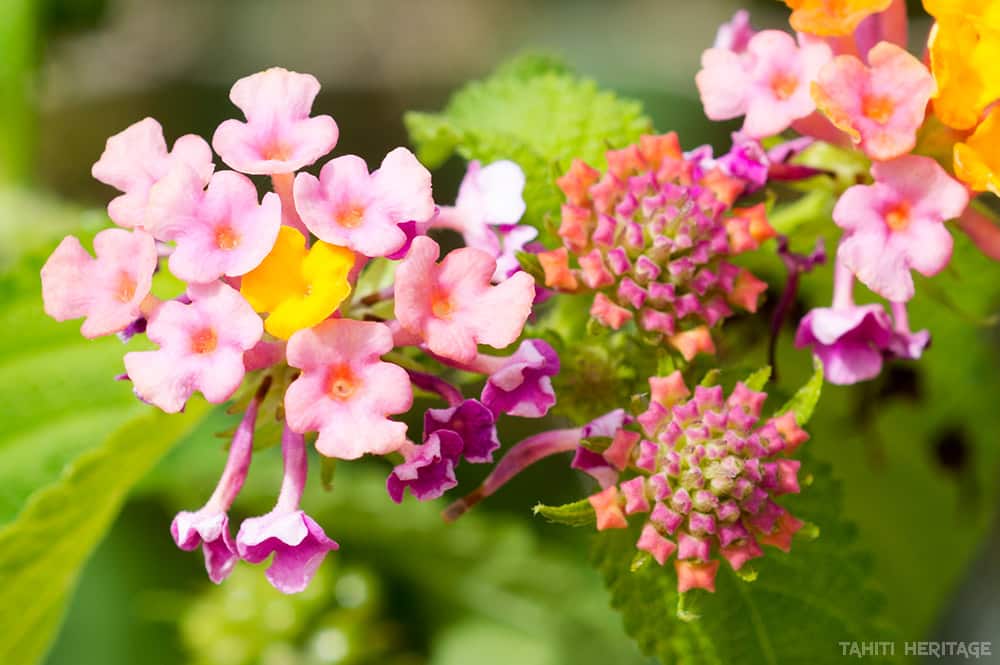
[538,133,772,361]
[578,371,809,593]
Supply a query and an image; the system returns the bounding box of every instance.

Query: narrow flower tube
[236,425,338,594]
[442,427,583,521]
[171,388,263,583]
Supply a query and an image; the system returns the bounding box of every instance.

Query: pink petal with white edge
[167,171,282,283]
[284,319,412,459]
[124,282,262,413]
[92,117,213,230]
[212,67,338,175]
[41,228,158,339]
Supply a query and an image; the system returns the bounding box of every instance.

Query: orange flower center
[215,225,240,250]
[770,72,800,100]
[431,291,454,319]
[116,273,137,303]
[326,364,358,401]
[885,202,911,231]
[862,94,895,124]
[262,142,291,161]
[334,205,365,228]
[190,328,218,354]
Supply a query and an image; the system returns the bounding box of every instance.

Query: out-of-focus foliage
[406,54,652,239]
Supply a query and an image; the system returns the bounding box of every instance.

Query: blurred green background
[2,1,999,664]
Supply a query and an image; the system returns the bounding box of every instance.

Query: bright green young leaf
[743,366,772,392]
[405,54,652,236]
[533,498,596,527]
[0,400,210,665]
[778,356,824,425]
[592,455,896,665]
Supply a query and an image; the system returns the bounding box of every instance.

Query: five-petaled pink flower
[212,67,339,175]
[394,237,535,364]
[834,155,968,301]
[293,148,435,257]
[284,319,413,459]
[697,30,832,138]
[124,282,263,413]
[92,117,214,231]
[151,170,282,283]
[812,42,934,161]
[41,228,158,338]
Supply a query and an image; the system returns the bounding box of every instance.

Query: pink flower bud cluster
[538,133,771,360]
[580,371,809,593]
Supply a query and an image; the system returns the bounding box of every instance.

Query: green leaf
[592,454,895,665]
[0,400,210,665]
[533,499,596,527]
[778,356,824,425]
[405,54,652,238]
[743,366,772,392]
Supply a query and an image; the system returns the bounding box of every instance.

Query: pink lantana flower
[433,160,527,253]
[237,426,338,594]
[696,30,832,138]
[713,9,755,54]
[284,319,412,459]
[92,117,214,231]
[834,155,968,301]
[41,228,158,339]
[212,67,339,175]
[150,170,282,283]
[394,237,535,364]
[124,282,263,413]
[293,148,435,257]
[172,395,260,583]
[812,42,934,161]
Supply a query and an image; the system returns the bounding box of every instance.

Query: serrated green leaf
[743,366,772,391]
[534,499,596,527]
[0,400,210,665]
[405,55,652,240]
[592,454,895,665]
[778,356,824,425]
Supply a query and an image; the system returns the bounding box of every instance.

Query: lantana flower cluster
[536,133,780,361]
[695,2,997,385]
[579,372,809,593]
[40,67,556,593]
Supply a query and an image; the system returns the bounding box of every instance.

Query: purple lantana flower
[795,304,894,384]
[475,339,560,418]
[424,399,500,463]
[236,426,338,594]
[386,430,465,502]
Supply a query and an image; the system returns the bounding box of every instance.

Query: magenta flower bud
[424,399,500,463]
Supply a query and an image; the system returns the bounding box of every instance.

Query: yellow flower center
[885,202,911,232]
[190,328,218,354]
[862,94,895,124]
[431,292,455,319]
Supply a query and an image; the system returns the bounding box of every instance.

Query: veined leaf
[534,499,596,527]
[778,356,824,425]
[592,454,896,665]
[743,366,772,392]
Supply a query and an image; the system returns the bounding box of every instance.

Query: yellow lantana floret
[783,0,892,37]
[925,2,1000,130]
[241,226,355,340]
[955,105,1000,194]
